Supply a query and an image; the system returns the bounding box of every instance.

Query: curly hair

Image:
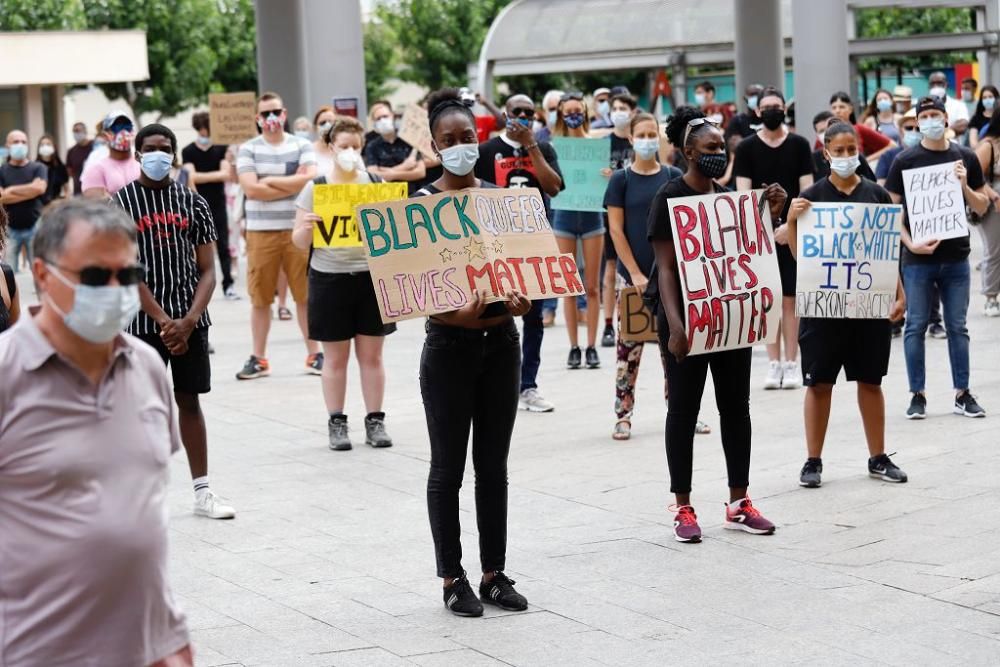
[664,105,708,147]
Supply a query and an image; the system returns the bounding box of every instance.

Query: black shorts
[777,244,796,297]
[799,318,891,386]
[603,216,618,261]
[137,327,211,394]
[308,269,397,342]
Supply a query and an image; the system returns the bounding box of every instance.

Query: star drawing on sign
[439,247,454,263]
[464,237,485,260]
[493,240,505,254]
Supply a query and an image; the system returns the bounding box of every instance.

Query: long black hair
[975,85,1000,118]
[829,91,858,124]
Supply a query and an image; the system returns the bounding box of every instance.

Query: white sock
[193,476,210,495]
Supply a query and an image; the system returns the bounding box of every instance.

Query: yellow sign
[313,182,408,248]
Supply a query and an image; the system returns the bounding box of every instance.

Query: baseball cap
[592,87,611,99]
[892,85,913,101]
[915,96,946,115]
[102,109,134,131]
[610,85,631,96]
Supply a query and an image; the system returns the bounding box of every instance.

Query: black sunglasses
[258,109,285,119]
[509,107,534,118]
[50,262,146,287]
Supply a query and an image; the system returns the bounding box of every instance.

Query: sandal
[278,306,292,321]
[695,420,711,435]
[612,419,631,441]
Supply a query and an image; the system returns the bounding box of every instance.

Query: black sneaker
[567,346,582,369]
[954,391,986,418]
[868,453,908,483]
[443,574,483,617]
[479,571,528,611]
[928,322,947,339]
[906,393,926,420]
[364,412,393,447]
[799,458,823,488]
[585,346,600,369]
[328,415,352,451]
[601,324,615,348]
[236,355,270,380]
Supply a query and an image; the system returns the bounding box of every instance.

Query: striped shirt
[112,181,217,335]
[237,134,316,231]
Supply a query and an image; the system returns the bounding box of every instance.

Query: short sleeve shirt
[79,155,141,196]
[363,135,417,194]
[181,142,228,213]
[604,165,681,281]
[295,172,375,274]
[0,316,189,667]
[237,134,316,231]
[733,132,813,219]
[883,142,984,264]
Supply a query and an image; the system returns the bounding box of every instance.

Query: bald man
[0,130,48,270]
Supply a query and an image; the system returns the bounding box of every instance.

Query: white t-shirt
[236,133,316,231]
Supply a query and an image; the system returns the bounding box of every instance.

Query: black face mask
[761,108,785,130]
[696,152,728,179]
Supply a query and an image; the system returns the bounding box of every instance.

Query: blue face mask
[564,113,585,129]
[437,142,479,176]
[633,138,659,160]
[140,150,173,181]
[746,95,759,110]
[902,130,922,148]
[9,143,28,161]
[547,110,557,127]
[985,97,996,111]
[918,118,946,141]
[876,99,893,113]
[597,100,610,117]
[196,135,212,146]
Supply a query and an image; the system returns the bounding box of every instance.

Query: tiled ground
[144,248,999,666]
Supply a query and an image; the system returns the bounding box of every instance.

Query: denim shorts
[552,210,605,240]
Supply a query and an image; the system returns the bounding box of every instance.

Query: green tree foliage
[855,7,976,71]
[0,0,258,118]
[364,20,397,103]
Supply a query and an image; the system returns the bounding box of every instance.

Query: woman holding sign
[292,116,396,452]
[414,88,532,618]
[552,92,605,370]
[648,106,785,543]
[785,121,909,488]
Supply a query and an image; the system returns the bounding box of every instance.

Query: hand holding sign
[312,182,408,249]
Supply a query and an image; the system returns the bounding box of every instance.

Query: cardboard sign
[667,189,782,355]
[902,162,968,243]
[313,183,408,248]
[796,202,902,319]
[619,286,658,342]
[398,104,434,159]
[550,136,611,212]
[357,188,586,323]
[208,92,257,145]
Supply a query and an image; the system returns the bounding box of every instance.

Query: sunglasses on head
[49,262,146,287]
[682,117,721,145]
[561,92,583,102]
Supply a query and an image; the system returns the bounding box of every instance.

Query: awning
[0,30,149,86]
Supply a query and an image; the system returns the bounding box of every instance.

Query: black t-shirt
[884,142,984,264]
[181,143,228,212]
[363,135,418,194]
[800,176,893,206]
[609,134,634,170]
[725,111,762,142]
[733,132,813,219]
[604,165,681,281]
[811,149,877,183]
[0,161,48,230]
[66,141,92,195]
[475,136,564,216]
[41,159,69,204]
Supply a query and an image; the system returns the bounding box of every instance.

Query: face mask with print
[633,138,659,160]
[140,150,173,181]
[374,117,395,135]
[46,267,140,344]
[563,113,585,129]
[258,111,284,133]
[597,100,610,117]
[610,111,631,129]
[929,86,947,100]
[335,148,360,172]
[696,152,728,179]
[877,99,893,113]
[437,143,479,176]
[38,144,55,158]
[918,118,946,140]
[902,130,922,148]
[985,97,996,111]
[109,129,133,152]
[9,143,28,161]
[829,154,860,178]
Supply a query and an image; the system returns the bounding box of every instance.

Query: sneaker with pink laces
[724,497,775,535]
[670,504,702,543]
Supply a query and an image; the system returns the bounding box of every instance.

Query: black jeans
[211,203,233,291]
[657,310,752,494]
[520,299,544,391]
[420,318,521,578]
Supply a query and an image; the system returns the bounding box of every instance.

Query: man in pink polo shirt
[81,110,141,199]
[0,199,191,667]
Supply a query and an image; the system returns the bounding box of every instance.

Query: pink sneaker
[724,496,775,535]
[669,504,701,543]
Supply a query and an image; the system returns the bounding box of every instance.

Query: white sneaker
[519,388,555,412]
[194,490,236,519]
[223,286,242,300]
[985,299,1000,318]
[763,360,783,390]
[782,361,803,389]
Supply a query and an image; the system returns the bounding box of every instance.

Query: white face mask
[46,267,140,344]
[38,144,55,158]
[335,147,360,172]
[610,111,631,129]
[437,143,479,176]
[829,154,860,178]
[919,117,946,140]
[929,86,947,100]
[374,117,395,135]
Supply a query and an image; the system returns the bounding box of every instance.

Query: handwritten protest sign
[398,104,434,159]
[667,189,782,355]
[796,202,902,319]
[902,162,968,243]
[208,92,257,145]
[550,136,610,212]
[357,188,586,323]
[619,287,658,342]
[313,183,408,248]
